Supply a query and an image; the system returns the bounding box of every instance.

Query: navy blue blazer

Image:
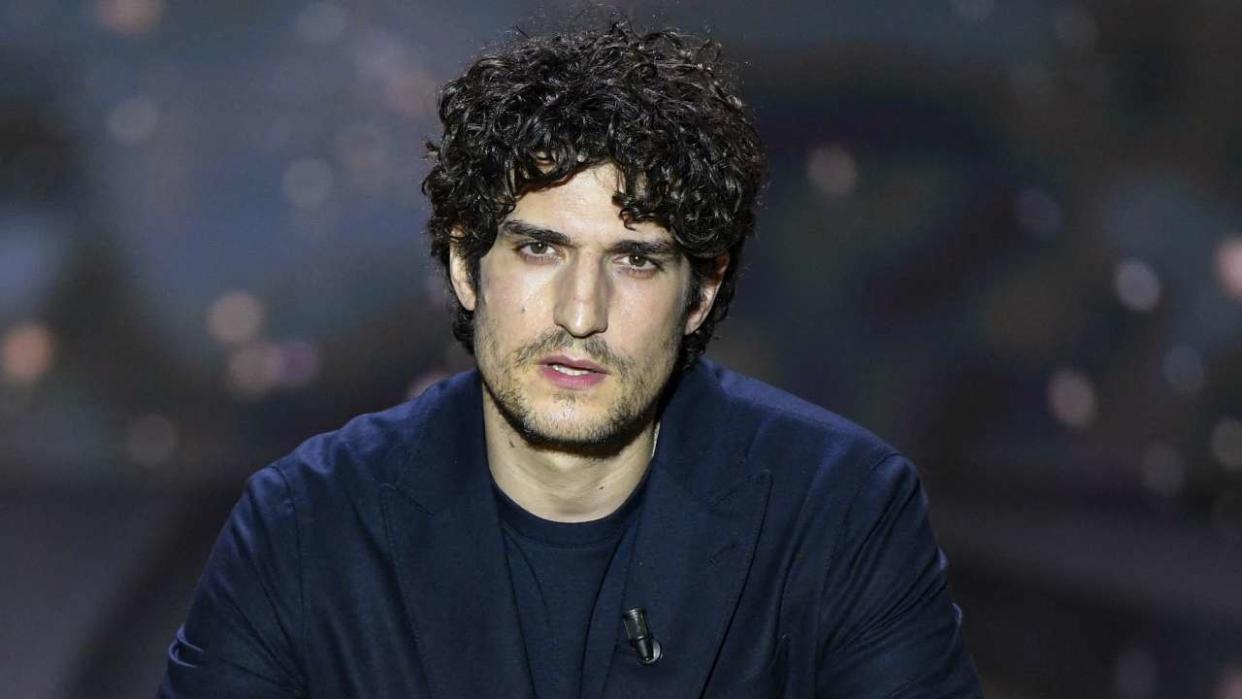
[161,359,981,697]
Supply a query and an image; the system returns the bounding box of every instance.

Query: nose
[553,256,611,338]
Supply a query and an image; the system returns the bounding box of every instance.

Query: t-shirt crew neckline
[493,472,647,548]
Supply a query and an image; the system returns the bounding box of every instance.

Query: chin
[525,408,623,445]
[499,393,651,457]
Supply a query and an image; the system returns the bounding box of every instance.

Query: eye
[617,253,662,276]
[625,254,655,270]
[516,241,557,261]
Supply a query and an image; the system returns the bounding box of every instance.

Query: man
[161,24,981,698]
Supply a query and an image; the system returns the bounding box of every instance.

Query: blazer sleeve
[815,454,982,698]
[159,466,306,698]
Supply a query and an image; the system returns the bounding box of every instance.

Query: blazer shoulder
[708,362,899,471]
[270,369,476,495]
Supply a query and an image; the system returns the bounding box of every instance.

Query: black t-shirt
[494,481,644,699]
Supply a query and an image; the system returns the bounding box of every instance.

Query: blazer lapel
[379,374,535,699]
[601,466,772,698]
[596,361,774,699]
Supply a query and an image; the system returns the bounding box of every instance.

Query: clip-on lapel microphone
[622,608,662,665]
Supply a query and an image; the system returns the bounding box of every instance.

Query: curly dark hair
[422,22,765,369]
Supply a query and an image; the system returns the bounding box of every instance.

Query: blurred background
[2,0,1240,696]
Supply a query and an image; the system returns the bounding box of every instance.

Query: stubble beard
[474,317,681,458]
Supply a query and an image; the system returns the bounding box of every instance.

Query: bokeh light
[335,122,390,194]
[206,291,264,346]
[227,341,284,400]
[125,413,177,467]
[383,64,437,120]
[277,339,320,388]
[806,144,858,198]
[1210,417,1242,472]
[106,95,160,146]
[1216,235,1242,301]
[352,27,405,80]
[1114,258,1161,313]
[1048,368,1097,429]
[1217,665,1242,699]
[282,157,335,209]
[2,321,55,387]
[93,0,163,36]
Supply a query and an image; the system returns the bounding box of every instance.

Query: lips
[540,355,607,374]
[538,354,608,389]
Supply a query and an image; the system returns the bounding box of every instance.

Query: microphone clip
[622,607,662,665]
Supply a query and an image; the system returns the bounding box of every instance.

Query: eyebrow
[500,220,572,246]
[500,220,680,260]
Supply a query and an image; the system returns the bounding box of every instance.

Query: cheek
[612,284,687,346]
[478,258,553,323]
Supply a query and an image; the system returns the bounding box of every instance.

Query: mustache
[512,329,631,376]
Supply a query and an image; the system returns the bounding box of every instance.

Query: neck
[482,390,656,523]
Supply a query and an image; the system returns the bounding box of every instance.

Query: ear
[447,229,477,312]
[684,253,730,336]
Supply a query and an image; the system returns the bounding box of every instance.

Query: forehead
[503,164,673,244]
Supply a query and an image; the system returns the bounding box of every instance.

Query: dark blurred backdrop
[2,1,1241,697]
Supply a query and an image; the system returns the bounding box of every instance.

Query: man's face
[448,163,724,452]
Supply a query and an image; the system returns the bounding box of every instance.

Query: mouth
[539,354,608,376]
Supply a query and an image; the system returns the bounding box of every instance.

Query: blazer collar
[381,360,771,698]
[380,370,533,697]
[596,361,773,698]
